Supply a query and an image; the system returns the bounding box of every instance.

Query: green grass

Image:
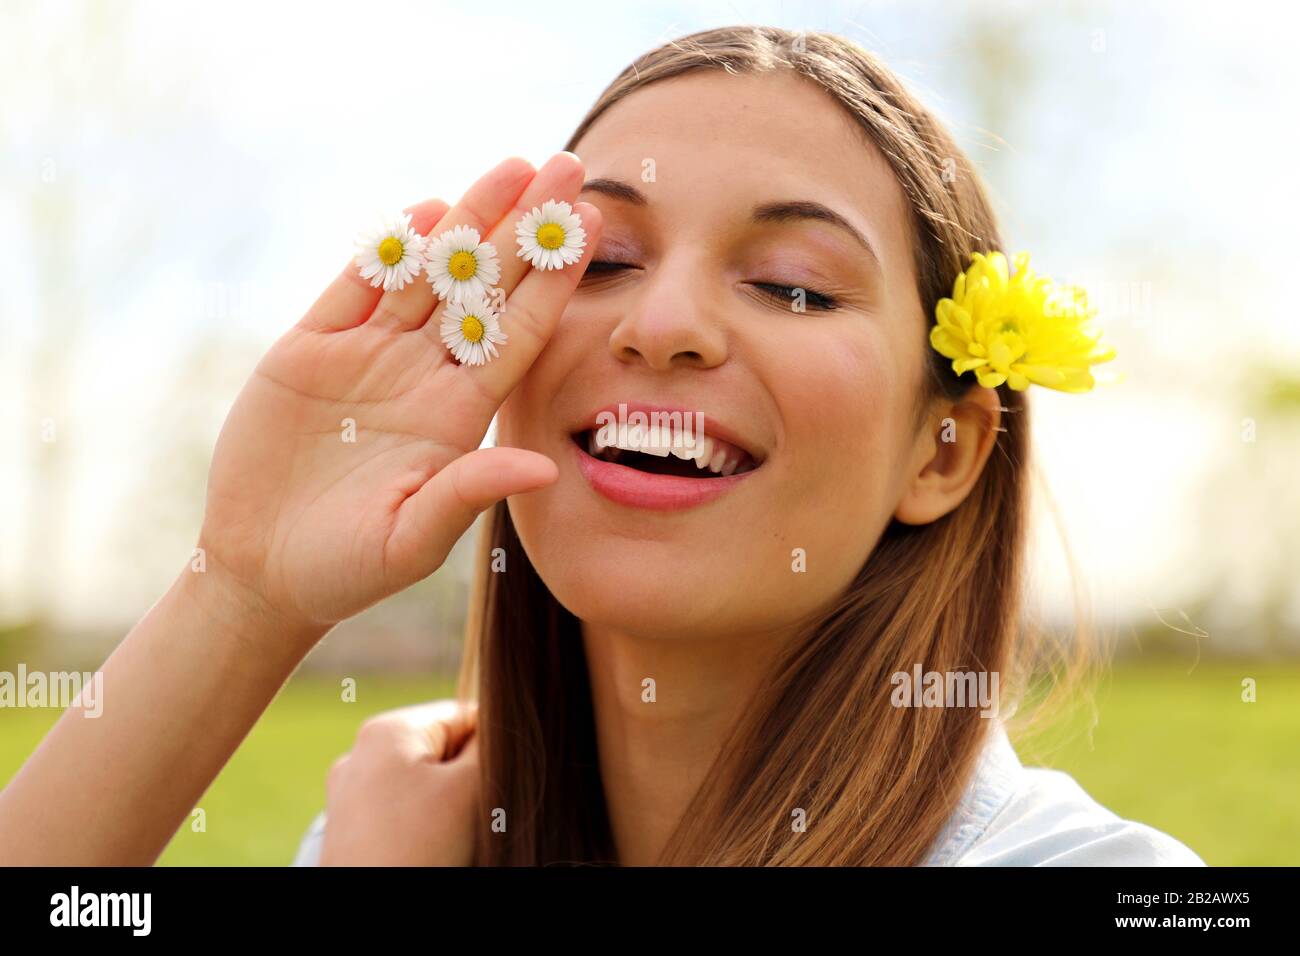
[158,674,455,866]
[0,662,1294,865]
[1008,660,1300,866]
[0,674,450,866]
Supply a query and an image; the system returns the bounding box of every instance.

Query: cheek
[769,325,913,571]
[495,391,529,449]
[781,325,908,475]
[496,320,583,446]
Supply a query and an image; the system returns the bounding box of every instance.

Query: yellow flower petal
[929,251,1115,394]
[929,327,966,360]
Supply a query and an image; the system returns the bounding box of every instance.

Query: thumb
[430,701,478,761]
[386,446,556,578]
[451,729,479,766]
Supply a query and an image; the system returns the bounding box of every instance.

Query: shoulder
[290,810,327,866]
[926,724,1206,867]
[959,765,1206,866]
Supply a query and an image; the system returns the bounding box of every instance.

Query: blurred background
[1,0,1296,865]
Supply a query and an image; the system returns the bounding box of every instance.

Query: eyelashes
[749,281,840,311]
[581,262,841,311]
[582,260,637,276]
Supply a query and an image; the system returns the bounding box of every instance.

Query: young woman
[0,26,1204,867]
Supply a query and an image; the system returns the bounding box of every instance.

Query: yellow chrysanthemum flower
[929,251,1115,393]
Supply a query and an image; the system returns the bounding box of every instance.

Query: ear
[893,386,1002,526]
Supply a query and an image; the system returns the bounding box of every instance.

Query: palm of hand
[203,319,484,625]
[194,155,599,631]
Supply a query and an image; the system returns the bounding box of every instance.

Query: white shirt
[291,721,1205,866]
[921,721,1205,865]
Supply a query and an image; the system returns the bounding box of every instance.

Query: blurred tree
[1195,365,1300,654]
[1,0,195,630]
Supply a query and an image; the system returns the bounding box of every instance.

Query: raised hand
[199,154,602,632]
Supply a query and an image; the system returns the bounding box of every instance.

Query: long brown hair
[458,25,1050,865]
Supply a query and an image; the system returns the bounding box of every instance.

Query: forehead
[571,70,912,261]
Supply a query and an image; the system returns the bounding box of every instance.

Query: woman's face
[499,69,932,641]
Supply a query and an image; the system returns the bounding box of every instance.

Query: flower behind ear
[929,251,1116,393]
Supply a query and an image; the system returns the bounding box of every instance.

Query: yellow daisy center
[377,237,404,266]
[460,315,485,343]
[448,250,478,280]
[536,223,566,250]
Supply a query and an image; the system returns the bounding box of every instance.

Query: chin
[510,495,815,642]
[500,420,872,640]
[510,504,726,638]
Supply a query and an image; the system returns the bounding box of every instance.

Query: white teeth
[585,420,754,476]
[627,423,646,451]
[692,436,713,469]
[641,424,672,457]
[672,429,704,460]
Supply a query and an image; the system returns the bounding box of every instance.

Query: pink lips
[572,440,755,511]
[568,401,763,511]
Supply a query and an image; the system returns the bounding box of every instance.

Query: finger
[463,200,602,405]
[449,731,479,767]
[422,703,478,761]
[384,446,557,579]
[367,157,536,333]
[421,152,587,357]
[353,699,472,761]
[327,754,351,787]
[466,151,587,303]
[440,720,477,762]
[301,197,452,332]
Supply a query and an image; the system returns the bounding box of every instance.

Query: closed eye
[579,264,840,312]
[749,282,840,311]
[581,260,639,277]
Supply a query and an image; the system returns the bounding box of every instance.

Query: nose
[606,251,728,371]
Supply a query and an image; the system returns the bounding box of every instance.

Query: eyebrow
[580,178,880,266]
[580,177,648,205]
[750,200,880,267]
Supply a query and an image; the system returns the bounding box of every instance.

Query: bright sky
[2,0,1297,629]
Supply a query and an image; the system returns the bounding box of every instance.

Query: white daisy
[515,199,586,270]
[354,213,426,292]
[424,225,501,304]
[440,291,508,366]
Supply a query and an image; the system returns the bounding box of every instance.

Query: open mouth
[570,427,760,478]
